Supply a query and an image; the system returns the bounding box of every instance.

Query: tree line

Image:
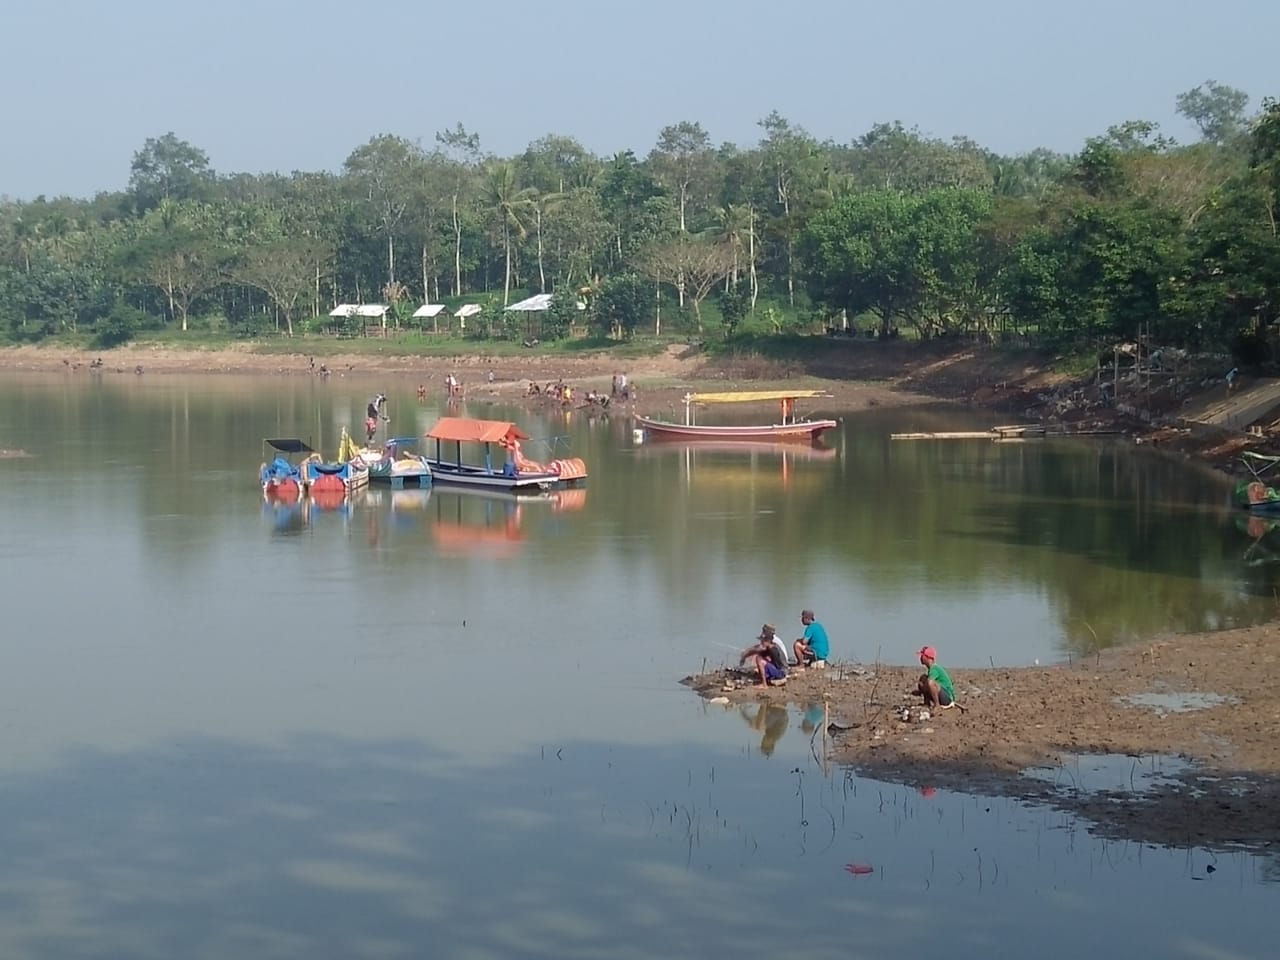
[1,80,1277,355]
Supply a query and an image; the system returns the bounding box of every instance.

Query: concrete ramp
[1183,377,1280,429]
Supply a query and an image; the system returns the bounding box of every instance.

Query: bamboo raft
[889,424,1117,441]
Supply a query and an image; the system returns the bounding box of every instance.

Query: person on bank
[793,609,830,667]
[916,646,956,710]
[741,624,788,686]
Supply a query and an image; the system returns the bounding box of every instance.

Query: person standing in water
[365,393,389,443]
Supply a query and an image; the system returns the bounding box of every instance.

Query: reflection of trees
[600,406,1272,653]
[18,382,1276,656]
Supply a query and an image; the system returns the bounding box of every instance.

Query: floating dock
[891,424,1069,441]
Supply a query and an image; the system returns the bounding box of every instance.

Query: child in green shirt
[916,646,956,709]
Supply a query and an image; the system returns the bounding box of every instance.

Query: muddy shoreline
[684,623,1280,853]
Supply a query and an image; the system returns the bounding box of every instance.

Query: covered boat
[260,438,314,501]
[302,428,370,498]
[634,390,838,442]
[423,417,587,493]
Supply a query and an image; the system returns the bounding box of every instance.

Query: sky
[2,0,1277,201]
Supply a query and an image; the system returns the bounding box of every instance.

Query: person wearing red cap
[916,646,956,709]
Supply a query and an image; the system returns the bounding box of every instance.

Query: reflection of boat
[633,438,838,460]
[635,390,838,442]
[1235,513,1280,565]
[260,438,314,501]
[354,436,433,488]
[428,488,533,558]
[1235,451,1280,512]
[302,428,370,499]
[423,417,587,493]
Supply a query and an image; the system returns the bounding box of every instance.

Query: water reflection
[0,729,1270,960]
[738,703,789,756]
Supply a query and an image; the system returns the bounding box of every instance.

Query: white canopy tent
[329,303,388,319]
[454,303,482,330]
[505,293,553,312]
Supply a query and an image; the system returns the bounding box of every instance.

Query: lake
[0,372,1273,959]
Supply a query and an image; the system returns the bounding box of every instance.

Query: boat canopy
[265,438,314,454]
[687,390,830,404]
[426,417,530,444]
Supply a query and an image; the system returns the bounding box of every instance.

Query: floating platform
[890,424,1103,441]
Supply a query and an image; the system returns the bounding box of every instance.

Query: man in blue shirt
[793,609,830,667]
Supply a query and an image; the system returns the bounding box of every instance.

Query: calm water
[0,372,1274,959]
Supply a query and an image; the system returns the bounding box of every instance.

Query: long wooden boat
[423,417,587,494]
[634,390,838,443]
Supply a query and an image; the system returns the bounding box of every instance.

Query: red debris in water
[844,863,874,876]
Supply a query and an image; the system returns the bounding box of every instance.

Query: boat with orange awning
[423,417,587,493]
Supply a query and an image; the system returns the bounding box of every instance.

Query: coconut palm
[483,162,536,306]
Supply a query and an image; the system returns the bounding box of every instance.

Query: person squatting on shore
[793,609,830,667]
[916,646,956,709]
[740,624,788,686]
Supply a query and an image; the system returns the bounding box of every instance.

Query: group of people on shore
[736,611,957,711]
[738,610,831,686]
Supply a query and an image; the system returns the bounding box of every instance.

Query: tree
[436,123,483,297]
[234,237,322,336]
[482,162,536,307]
[1177,81,1250,146]
[639,236,735,333]
[648,121,714,235]
[593,274,647,339]
[343,135,418,285]
[717,283,749,338]
[129,133,214,211]
[599,150,665,266]
[125,199,225,330]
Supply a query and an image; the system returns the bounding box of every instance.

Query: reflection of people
[800,702,826,735]
[365,393,388,443]
[741,704,790,756]
[793,609,830,667]
[740,624,787,686]
[916,646,956,710]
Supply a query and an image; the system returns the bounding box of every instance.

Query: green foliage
[593,274,648,339]
[4,90,1279,357]
[92,302,144,349]
[717,283,749,338]
[543,292,578,341]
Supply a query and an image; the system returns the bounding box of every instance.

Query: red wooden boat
[634,390,838,443]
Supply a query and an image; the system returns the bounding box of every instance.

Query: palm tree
[483,162,536,306]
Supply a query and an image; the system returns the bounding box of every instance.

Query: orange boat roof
[425,417,530,444]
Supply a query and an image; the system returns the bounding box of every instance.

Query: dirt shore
[7,339,1278,849]
[684,624,1280,852]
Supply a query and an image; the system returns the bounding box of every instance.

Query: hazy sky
[3,0,1277,200]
